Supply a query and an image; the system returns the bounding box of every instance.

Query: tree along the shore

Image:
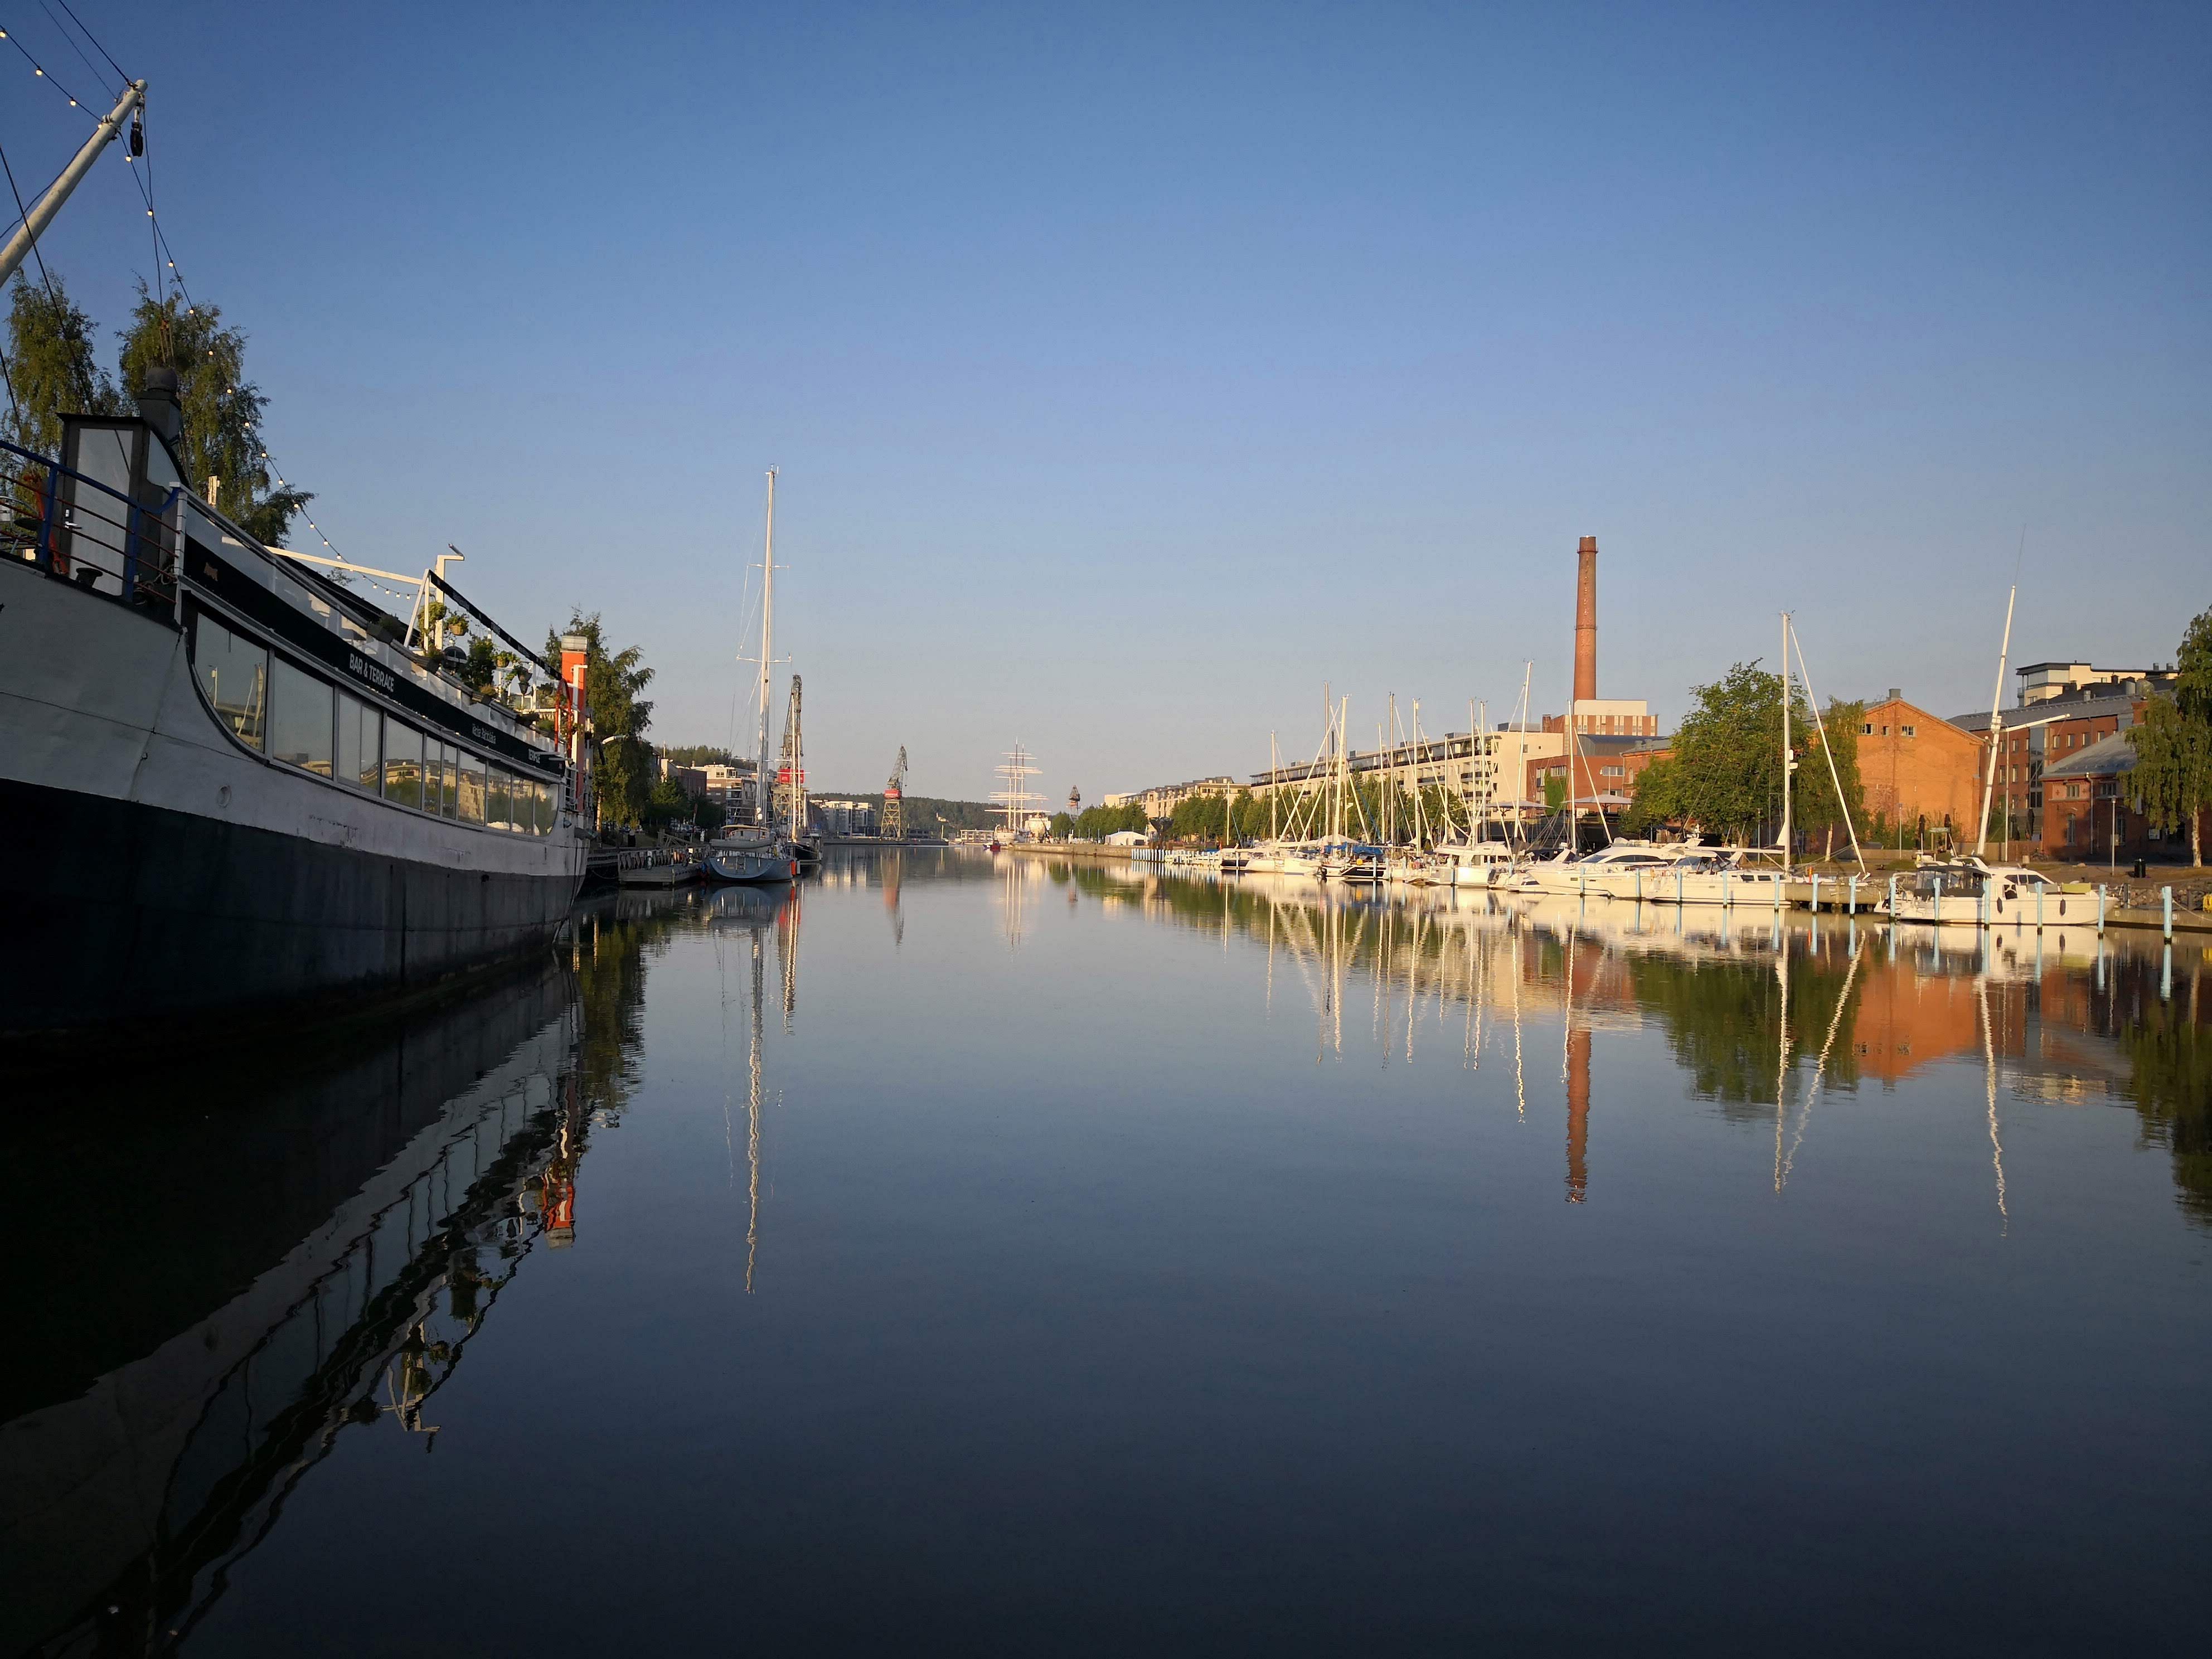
[2128,604,2212,866]
[544,612,656,832]
[1624,663,1862,850]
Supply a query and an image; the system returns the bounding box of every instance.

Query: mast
[755,469,777,827]
[1779,610,1792,872]
[0,81,147,291]
[1975,584,2017,857]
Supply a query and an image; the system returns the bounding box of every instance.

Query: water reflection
[1027,858,2211,1226]
[1,896,692,1657]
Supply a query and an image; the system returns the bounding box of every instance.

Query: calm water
[6,851,2208,1656]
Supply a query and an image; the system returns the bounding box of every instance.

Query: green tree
[1665,662,1823,846]
[2127,695,2210,866]
[1796,698,1866,857]
[3,273,123,462]
[1622,756,1683,835]
[2124,605,2212,866]
[114,287,311,547]
[544,612,656,831]
[1047,811,1075,838]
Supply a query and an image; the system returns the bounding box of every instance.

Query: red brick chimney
[1573,536,1598,706]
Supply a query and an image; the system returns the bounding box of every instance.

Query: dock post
[1676,870,1684,906]
[2036,885,2044,932]
[1773,873,1782,914]
[2163,943,2172,1001]
[2097,885,2106,933]
[1636,870,1643,903]
[2164,885,2174,940]
[1812,873,1821,914]
[1888,874,1898,918]
[1849,875,1857,915]
[1978,888,1987,928]
[1722,871,1731,907]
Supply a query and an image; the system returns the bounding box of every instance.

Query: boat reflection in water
[0,895,690,1658]
[1028,856,2210,1228]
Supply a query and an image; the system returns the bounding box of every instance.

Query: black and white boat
[1,387,591,1041]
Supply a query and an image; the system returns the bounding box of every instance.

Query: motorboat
[1509,840,1681,899]
[1879,857,2079,926]
[1435,840,1522,891]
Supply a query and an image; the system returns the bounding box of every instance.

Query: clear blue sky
[7,2,2206,801]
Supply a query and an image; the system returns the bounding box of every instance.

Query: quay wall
[1006,841,1134,862]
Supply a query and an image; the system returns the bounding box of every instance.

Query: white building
[814,798,879,836]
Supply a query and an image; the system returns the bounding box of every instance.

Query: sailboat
[706,471,797,885]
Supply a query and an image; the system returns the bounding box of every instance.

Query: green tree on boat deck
[3,274,123,460]
[545,612,656,831]
[4,275,313,548]
[115,287,312,549]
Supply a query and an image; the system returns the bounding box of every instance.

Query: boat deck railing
[3,436,183,612]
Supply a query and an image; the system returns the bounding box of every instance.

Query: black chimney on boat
[136,366,183,448]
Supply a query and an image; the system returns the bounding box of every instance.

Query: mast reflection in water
[4,852,2206,1656]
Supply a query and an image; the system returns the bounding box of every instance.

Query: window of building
[269,657,334,777]
[383,721,423,807]
[1860,722,1873,735]
[1901,724,1917,738]
[192,612,266,751]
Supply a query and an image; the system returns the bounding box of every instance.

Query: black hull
[0,776,581,1041]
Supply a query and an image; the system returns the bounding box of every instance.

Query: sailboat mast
[1779,610,1792,873]
[755,469,778,827]
[1975,584,2017,857]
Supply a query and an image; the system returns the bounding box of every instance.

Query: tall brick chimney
[1573,536,1599,706]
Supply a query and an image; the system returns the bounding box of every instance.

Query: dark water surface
[6,850,2208,1655]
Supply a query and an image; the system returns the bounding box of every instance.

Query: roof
[1950,692,2138,734]
[1861,697,1978,738]
[2042,731,2138,780]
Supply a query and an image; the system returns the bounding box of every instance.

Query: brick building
[1526,736,1672,812]
[1855,693,1986,847]
[1954,687,2146,845]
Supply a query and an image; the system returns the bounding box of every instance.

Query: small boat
[1879,857,2074,926]
[1510,840,1679,899]
[1436,840,1521,890]
[702,821,796,885]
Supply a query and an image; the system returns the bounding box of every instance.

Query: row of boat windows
[194,613,558,834]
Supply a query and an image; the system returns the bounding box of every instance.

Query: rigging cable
[40,0,125,90]
[32,0,119,101]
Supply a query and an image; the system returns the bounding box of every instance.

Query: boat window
[457,750,488,825]
[382,721,423,807]
[337,694,381,790]
[192,612,267,751]
[426,740,453,818]
[534,777,556,835]
[488,768,516,831]
[269,657,334,777]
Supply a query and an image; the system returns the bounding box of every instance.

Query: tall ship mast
[754,468,778,827]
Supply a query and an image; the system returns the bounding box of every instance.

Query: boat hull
[0,560,585,1040]
[702,846,798,884]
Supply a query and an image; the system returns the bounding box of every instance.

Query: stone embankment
[1006,841,1133,862]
